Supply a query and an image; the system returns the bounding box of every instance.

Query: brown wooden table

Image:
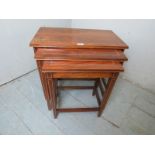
[30,27,128,118]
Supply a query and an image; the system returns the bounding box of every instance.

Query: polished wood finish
[98,79,105,95]
[95,89,101,106]
[52,72,113,79]
[42,61,124,72]
[30,27,128,49]
[48,78,57,118]
[59,86,94,90]
[98,73,119,116]
[34,48,52,110]
[30,27,128,118]
[35,48,128,62]
[57,107,99,113]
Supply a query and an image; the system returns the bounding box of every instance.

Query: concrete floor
[0,70,155,134]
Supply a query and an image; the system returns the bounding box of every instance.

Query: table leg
[98,73,119,117]
[55,79,58,97]
[36,61,52,110]
[49,77,57,118]
[92,79,100,96]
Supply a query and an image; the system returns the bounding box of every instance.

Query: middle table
[34,48,127,118]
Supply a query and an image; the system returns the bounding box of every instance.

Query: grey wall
[71,19,155,93]
[0,19,71,85]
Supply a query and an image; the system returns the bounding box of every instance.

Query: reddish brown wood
[30,27,128,118]
[36,59,52,110]
[35,48,128,61]
[98,73,119,116]
[42,61,124,72]
[30,27,128,49]
[92,79,100,96]
[99,79,104,95]
[95,89,101,106]
[57,107,99,112]
[58,78,97,81]
[58,86,94,90]
[48,77,57,118]
[102,79,107,88]
[52,72,113,79]
[93,79,105,97]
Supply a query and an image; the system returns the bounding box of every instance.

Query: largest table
[30,27,128,118]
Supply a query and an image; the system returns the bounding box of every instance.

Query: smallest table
[30,27,128,118]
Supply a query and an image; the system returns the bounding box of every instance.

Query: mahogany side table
[30,27,128,118]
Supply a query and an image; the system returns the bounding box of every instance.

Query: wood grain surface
[42,61,124,72]
[35,48,128,61]
[30,27,128,49]
[30,27,128,118]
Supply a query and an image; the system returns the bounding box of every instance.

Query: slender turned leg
[98,73,119,117]
[50,78,57,118]
[92,79,100,96]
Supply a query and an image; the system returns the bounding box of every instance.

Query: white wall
[71,20,155,93]
[0,19,71,85]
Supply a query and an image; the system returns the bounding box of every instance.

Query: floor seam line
[101,116,120,128]
[67,91,98,107]
[14,84,64,134]
[0,100,33,134]
[133,104,155,119]
[65,91,121,130]
[120,77,155,96]
[0,69,37,88]
[119,95,137,127]
[13,111,34,134]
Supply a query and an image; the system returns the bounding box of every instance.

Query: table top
[30,27,128,49]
